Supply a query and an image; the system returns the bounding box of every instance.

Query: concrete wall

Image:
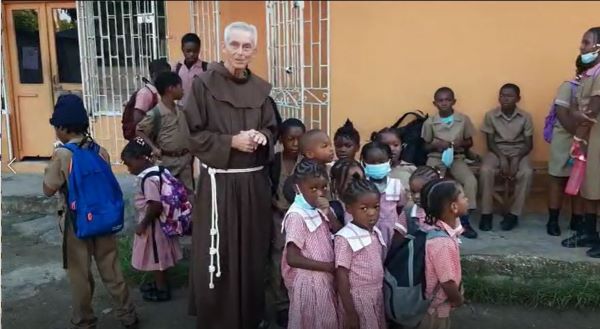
[330,1,600,161]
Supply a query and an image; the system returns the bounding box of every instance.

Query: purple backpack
[543,80,579,143]
[141,166,192,237]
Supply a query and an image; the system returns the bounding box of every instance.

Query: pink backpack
[141,166,192,237]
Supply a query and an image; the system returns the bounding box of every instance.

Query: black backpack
[391,111,429,166]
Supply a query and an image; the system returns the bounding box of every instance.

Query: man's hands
[232,130,267,153]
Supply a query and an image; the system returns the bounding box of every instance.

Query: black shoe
[501,214,518,231]
[461,225,478,239]
[139,281,156,293]
[586,244,600,258]
[561,232,600,248]
[546,219,561,236]
[142,289,171,302]
[123,317,139,329]
[479,214,493,231]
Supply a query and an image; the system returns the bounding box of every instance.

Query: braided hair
[121,137,153,161]
[341,173,380,205]
[331,158,364,199]
[360,141,392,163]
[334,119,360,146]
[409,166,441,186]
[420,179,462,225]
[292,158,329,183]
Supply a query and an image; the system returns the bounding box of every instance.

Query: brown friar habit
[183,62,276,329]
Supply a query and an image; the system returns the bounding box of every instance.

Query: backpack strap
[391,110,427,129]
[148,106,162,141]
[426,229,450,240]
[201,60,208,71]
[270,152,283,196]
[141,166,164,195]
[175,62,183,75]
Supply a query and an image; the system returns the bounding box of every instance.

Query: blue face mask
[440,115,454,125]
[441,146,454,168]
[581,50,599,64]
[294,188,315,210]
[364,162,391,180]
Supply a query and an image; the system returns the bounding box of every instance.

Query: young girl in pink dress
[361,141,408,249]
[121,138,182,302]
[282,159,340,329]
[397,166,442,235]
[335,175,387,329]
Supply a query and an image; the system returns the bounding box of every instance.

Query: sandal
[139,281,156,293]
[142,289,171,302]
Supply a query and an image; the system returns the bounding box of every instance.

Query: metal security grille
[190,0,220,62]
[266,0,330,132]
[77,0,167,162]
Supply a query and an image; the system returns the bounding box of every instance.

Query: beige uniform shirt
[421,111,475,158]
[480,107,533,157]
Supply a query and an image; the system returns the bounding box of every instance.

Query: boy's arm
[440,280,464,308]
[43,149,66,197]
[455,115,475,150]
[286,243,335,273]
[422,119,449,152]
[136,112,161,157]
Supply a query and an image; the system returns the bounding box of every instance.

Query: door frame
[2,0,77,159]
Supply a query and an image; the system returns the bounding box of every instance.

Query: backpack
[175,61,208,75]
[383,224,448,327]
[141,166,192,237]
[543,80,579,143]
[60,142,124,239]
[391,111,429,166]
[122,84,159,140]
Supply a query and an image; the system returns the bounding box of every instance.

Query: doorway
[4,1,81,159]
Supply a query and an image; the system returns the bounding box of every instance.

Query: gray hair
[224,21,257,47]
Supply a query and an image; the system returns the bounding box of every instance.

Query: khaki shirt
[43,138,110,225]
[480,107,533,157]
[137,101,192,177]
[553,81,577,130]
[421,111,475,157]
[576,64,600,113]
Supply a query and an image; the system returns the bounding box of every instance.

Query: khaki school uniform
[549,82,578,177]
[421,112,478,209]
[578,64,600,200]
[479,107,534,216]
[137,101,194,191]
[390,161,417,191]
[43,138,136,329]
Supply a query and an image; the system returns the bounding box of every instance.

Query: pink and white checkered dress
[335,224,387,329]
[424,221,463,318]
[376,178,407,250]
[281,206,338,329]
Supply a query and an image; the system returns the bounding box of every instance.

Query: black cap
[49,94,89,127]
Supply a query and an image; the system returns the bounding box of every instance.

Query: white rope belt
[202,164,264,289]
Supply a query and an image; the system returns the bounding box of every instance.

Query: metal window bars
[266,0,330,133]
[189,0,220,63]
[76,0,167,163]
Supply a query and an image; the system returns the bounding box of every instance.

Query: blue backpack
[61,142,124,239]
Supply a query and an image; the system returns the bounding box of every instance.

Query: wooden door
[4,1,80,159]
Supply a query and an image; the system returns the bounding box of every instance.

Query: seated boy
[421,87,478,239]
[44,94,138,329]
[479,84,533,232]
[136,72,194,192]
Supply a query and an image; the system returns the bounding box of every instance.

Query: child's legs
[65,223,97,328]
[510,156,533,216]
[269,210,289,312]
[416,313,451,329]
[154,270,168,290]
[93,234,137,325]
[479,153,500,215]
[449,159,478,210]
[548,176,567,209]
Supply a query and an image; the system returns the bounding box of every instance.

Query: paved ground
[2,173,600,329]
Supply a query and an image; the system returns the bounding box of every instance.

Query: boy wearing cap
[43,94,138,329]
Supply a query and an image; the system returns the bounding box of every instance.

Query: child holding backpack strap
[121,138,185,302]
[43,94,138,329]
[417,179,468,329]
[335,175,387,329]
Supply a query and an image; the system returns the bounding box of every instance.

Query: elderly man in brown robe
[183,21,277,329]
